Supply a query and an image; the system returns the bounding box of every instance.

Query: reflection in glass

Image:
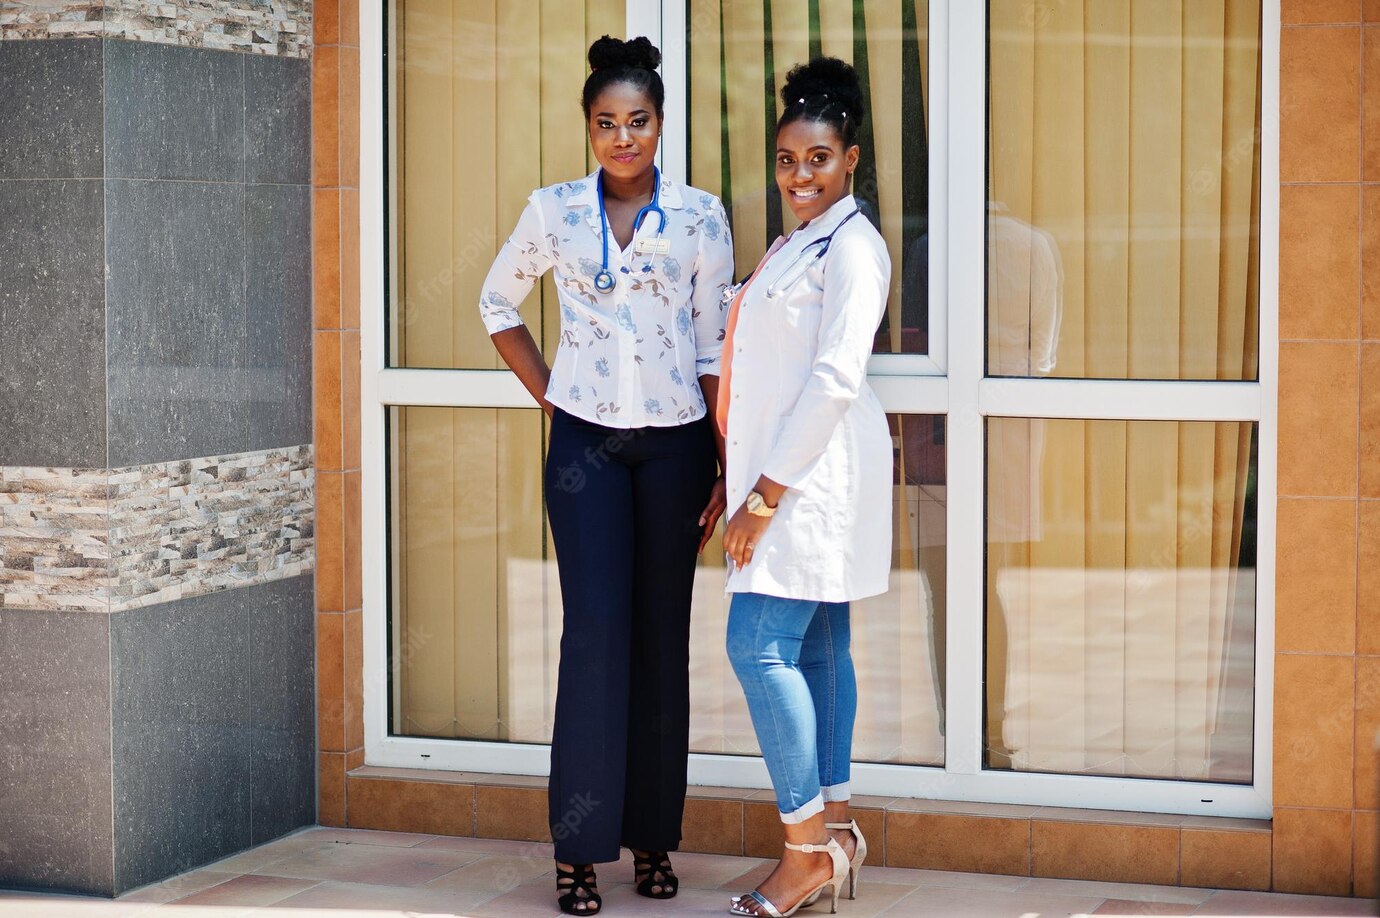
[985,418,1257,782]
[986,2,1261,380]
[386,0,626,369]
[388,407,947,766]
[689,0,931,355]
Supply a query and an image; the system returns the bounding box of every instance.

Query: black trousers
[543,408,717,864]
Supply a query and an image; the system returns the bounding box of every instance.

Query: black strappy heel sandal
[556,863,601,914]
[632,850,679,900]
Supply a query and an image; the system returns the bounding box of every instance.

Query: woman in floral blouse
[476,35,734,917]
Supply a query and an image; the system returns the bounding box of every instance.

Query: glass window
[689,0,933,356]
[387,406,553,741]
[985,417,1257,782]
[694,414,947,766]
[388,407,947,766]
[387,0,626,369]
[986,2,1262,381]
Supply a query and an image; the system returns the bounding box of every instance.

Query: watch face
[747,491,763,511]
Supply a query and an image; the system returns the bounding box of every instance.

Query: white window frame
[359,0,1277,819]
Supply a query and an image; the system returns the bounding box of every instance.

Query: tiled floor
[1,828,1374,918]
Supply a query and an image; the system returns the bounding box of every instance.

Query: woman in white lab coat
[720,58,892,917]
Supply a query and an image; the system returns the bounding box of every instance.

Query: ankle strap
[784,838,836,854]
[825,820,857,830]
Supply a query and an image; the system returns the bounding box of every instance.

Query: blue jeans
[727,592,856,823]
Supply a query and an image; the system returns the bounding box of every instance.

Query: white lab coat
[723,195,893,603]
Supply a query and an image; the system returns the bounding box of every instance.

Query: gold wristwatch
[746,490,777,517]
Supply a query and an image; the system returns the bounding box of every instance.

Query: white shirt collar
[563,168,685,210]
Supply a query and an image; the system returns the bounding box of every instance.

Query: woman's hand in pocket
[697,476,727,554]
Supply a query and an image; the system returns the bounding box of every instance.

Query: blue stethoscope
[593,166,669,294]
[764,207,863,298]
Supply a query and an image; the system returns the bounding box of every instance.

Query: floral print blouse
[478,169,734,428]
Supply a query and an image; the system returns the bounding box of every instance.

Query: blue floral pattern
[476,171,734,428]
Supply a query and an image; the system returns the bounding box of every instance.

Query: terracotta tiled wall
[312,0,364,828]
[314,0,1380,896]
[1277,0,1380,898]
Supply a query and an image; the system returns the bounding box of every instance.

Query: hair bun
[588,35,662,73]
[781,56,865,121]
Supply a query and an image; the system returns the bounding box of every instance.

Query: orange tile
[475,785,552,842]
[314,330,343,471]
[1363,345,1380,497]
[1367,28,1380,179]
[679,797,743,856]
[1361,502,1380,652]
[342,331,361,471]
[317,611,345,751]
[849,805,885,864]
[1356,810,1380,898]
[313,0,338,45]
[1275,498,1357,654]
[1369,0,1380,20]
[313,44,340,187]
[1278,342,1359,498]
[347,776,475,836]
[1282,26,1361,183]
[1363,187,1380,338]
[320,752,347,827]
[744,802,784,858]
[341,0,358,45]
[1274,653,1356,809]
[316,470,345,613]
[313,189,340,329]
[340,46,360,189]
[1180,828,1272,891]
[1285,0,1362,22]
[343,469,362,610]
[1273,807,1353,895]
[347,747,365,770]
[1357,658,1380,807]
[1279,185,1360,341]
[340,190,360,330]
[1030,820,1177,886]
[886,811,1030,876]
[344,608,364,749]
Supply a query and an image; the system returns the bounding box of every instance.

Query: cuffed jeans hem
[820,781,851,803]
[779,793,825,824]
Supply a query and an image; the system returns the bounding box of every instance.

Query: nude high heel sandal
[728,837,849,916]
[826,819,867,899]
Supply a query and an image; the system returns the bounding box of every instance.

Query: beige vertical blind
[987,0,1261,382]
[984,0,1262,782]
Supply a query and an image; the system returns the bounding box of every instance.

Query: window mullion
[941,0,986,779]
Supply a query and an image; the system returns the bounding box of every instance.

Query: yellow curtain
[985,0,1261,781]
[389,0,624,742]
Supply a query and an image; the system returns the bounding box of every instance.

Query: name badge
[634,237,672,256]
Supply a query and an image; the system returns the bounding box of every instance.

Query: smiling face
[587,81,661,184]
[775,117,859,224]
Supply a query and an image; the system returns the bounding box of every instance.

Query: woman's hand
[697,477,727,554]
[723,503,773,570]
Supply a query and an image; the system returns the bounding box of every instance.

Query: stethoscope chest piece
[592,167,668,296]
